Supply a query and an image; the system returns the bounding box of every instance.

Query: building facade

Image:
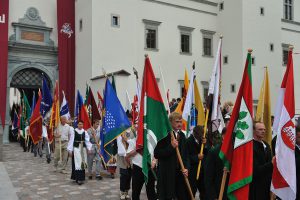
[3,0,300,144]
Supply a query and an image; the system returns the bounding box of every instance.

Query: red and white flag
[271,47,296,200]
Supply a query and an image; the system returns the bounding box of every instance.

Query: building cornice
[91,69,131,80]
[142,0,217,16]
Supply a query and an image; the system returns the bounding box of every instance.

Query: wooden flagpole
[218,168,228,200]
[196,108,209,180]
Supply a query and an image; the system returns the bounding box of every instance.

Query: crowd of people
[14,98,300,200]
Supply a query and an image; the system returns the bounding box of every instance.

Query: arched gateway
[3,7,58,144]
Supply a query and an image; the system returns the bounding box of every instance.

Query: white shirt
[42,126,47,138]
[58,123,73,141]
[25,126,29,136]
[127,138,142,168]
[67,128,92,152]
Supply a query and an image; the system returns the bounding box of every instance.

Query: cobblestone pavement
[2,142,149,200]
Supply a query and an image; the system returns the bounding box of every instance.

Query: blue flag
[40,77,52,118]
[74,90,84,128]
[12,111,19,136]
[60,91,71,120]
[100,79,131,163]
[31,91,36,116]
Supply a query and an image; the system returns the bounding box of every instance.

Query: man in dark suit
[186,125,206,199]
[154,112,189,200]
[249,121,273,200]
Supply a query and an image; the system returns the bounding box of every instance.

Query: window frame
[143,19,161,51]
[201,29,215,57]
[178,25,194,55]
[283,0,293,20]
[111,14,120,28]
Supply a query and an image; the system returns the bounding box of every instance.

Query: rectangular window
[224,56,228,64]
[252,57,255,65]
[219,2,224,11]
[181,34,190,53]
[260,7,264,15]
[111,14,120,27]
[283,49,289,65]
[203,37,212,56]
[284,0,293,20]
[270,43,274,52]
[146,29,156,49]
[230,84,236,93]
[79,19,83,32]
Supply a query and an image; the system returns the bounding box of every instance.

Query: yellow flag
[255,67,272,146]
[194,79,205,126]
[175,69,189,114]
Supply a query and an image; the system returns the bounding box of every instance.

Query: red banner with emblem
[0,0,9,128]
[57,0,75,115]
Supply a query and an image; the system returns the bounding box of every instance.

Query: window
[284,0,293,20]
[282,43,289,65]
[111,14,120,27]
[219,2,224,11]
[270,43,274,52]
[260,7,264,15]
[143,19,161,50]
[201,81,209,103]
[283,49,289,65]
[181,34,190,53]
[201,29,215,57]
[79,19,83,32]
[146,29,156,49]
[224,56,228,64]
[252,57,255,65]
[178,26,194,54]
[230,84,236,93]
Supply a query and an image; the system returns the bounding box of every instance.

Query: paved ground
[1,142,149,200]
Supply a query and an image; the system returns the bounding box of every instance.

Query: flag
[174,69,189,114]
[100,79,131,163]
[194,79,205,126]
[30,91,43,145]
[182,67,195,136]
[50,81,60,129]
[207,38,224,133]
[136,56,172,182]
[255,67,272,146]
[97,91,104,113]
[125,90,131,113]
[111,74,117,93]
[74,90,84,128]
[12,110,19,136]
[60,90,71,120]
[31,91,36,116]
[40,77,53,118]
[219,50,253,199]
[84,83,89,106]
[74,90,91,130]
[271,47,296,200]
[87,86,101,122]
[22,91,31,121]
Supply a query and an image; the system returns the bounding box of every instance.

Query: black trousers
[132,164,157,200]
[189,167,205,199]
[20,137,27,152]
[175,170,190,200]
[120,167,132,192]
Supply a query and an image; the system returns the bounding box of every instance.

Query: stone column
[3,86,10,144]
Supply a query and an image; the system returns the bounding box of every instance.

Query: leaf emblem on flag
[234,111,249,140]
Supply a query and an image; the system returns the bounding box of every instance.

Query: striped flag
[271,47,296,200]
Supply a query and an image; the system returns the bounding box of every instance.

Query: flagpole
[171,131,195,200]
[196,108,209,180]
[218,167,228,200]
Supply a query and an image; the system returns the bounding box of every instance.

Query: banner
[57,0,75,114]
[0,0,9,128]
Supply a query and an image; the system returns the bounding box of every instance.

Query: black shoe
[110,174,115,179]
[88,175,93,180]
[96,176,103,180]
[77,181,83,185]
[34,153,37,157]
[47,158,51,164]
